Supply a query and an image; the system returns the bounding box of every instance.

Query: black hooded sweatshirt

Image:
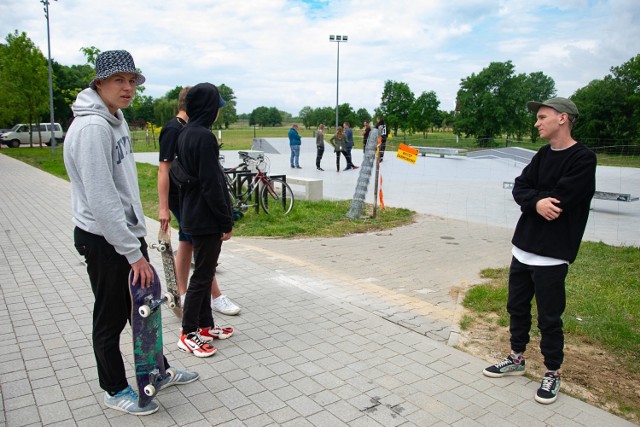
[174,83,232,235]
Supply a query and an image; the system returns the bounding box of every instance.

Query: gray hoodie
[64,88,146,264]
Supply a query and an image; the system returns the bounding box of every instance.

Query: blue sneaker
[104,385,158,415]
[159,368,199,389]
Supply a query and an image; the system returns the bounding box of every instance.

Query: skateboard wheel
[165,293,176,309]
[143,384,156,397]
[166,367,177,379]
[139,305,151,318]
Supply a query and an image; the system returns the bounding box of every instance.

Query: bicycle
[224,152,295,216]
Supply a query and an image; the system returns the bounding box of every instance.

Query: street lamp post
[329,35,348,132]
[41,0,57,152]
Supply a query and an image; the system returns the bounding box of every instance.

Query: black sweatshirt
[175,83,233,236]
[511,142,596,263]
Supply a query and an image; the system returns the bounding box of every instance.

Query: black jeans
[507,257,568,370]
[316,145,325,168]
[379,137,387,159]
[74,227,169,393]
[335,151,354,170]
[182,233,222,334]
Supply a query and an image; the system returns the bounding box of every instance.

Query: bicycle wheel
[259,178,294,215]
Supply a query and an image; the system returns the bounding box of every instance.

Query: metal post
[42,0,57,152]
[335,41,339,131]
[329,35,348,132]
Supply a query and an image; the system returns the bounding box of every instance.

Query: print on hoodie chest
[115,136,133,164]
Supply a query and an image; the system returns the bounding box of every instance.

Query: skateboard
[128,265,176,408]
[150,228,182,317]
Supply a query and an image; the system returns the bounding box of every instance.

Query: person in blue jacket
[288,124,302,168]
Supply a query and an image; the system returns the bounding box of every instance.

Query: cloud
[1,0,638,114]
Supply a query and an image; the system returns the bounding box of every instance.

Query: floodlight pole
[329,35,348,132]
[42,0,57,152]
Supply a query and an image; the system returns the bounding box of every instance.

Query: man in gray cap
[482,97,596,405]
[64,50,199,416]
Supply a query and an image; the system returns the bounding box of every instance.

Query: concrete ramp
[252,138,280,154]
[252,137,318,155]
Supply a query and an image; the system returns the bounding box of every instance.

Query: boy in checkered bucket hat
[63,50,200,416]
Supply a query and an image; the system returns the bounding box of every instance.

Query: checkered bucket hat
[89,50,146,89]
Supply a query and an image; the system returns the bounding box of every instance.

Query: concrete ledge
[411,146,468,158]
[504,182,638,202]
[287,177,323,201]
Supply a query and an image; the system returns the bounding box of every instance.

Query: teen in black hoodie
[173,83,234,357]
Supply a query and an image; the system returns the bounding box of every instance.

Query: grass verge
[462,243,640,421]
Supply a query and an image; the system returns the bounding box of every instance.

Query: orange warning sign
[396,143,419,164]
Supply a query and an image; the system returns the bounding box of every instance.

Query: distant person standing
[362,121,371,152]
[330,126,357,171]
[482,97,596,405]
[315,124,326,171]
[344,121,354,157]
[376,116,387,161]
[288,124,302,169]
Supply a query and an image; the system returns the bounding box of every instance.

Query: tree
[356,108,372,127]
[408,91,440,136]
[250,106,282,127]
[217,83,238,129]
[571,76,629,146]
[79,46,101,65]
[299,106,313,129]
[521,72,556,143]
[454,61,555,146]
[378,80,415,136]
[52,61,94,127]
[0,31,49,145]
[455,61,515,144]
[572,54,640,147]
[610,54,640,141]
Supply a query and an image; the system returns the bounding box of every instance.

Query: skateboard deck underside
[155,229,182,318]
[129,265,167,408]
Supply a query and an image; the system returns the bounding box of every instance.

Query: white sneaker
[211,295,241,315]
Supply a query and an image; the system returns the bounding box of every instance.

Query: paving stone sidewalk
[0,153,635,426]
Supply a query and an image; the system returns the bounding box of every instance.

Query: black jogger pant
[507,257,568,371]
[181,233,222,335]
[74,227,169,394]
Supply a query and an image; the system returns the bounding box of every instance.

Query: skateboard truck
[138,367,174,397]
[138,293,176,318]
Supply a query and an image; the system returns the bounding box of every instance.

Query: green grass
[463,244,640,373]
[232,199,414,237]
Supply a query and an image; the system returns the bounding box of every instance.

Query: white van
[0,123,64,147]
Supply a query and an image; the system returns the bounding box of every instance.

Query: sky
[1,0,639,115]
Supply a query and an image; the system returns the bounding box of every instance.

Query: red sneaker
[177,332,217,357]
[198,326,234,341]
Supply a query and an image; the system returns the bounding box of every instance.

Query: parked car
[0,123,64,147]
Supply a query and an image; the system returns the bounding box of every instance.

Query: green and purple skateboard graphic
[128,265,176,408]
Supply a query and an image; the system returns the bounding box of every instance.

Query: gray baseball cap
[527,97,579,118]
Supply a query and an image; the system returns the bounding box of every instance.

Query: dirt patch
[456,311,640,424]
